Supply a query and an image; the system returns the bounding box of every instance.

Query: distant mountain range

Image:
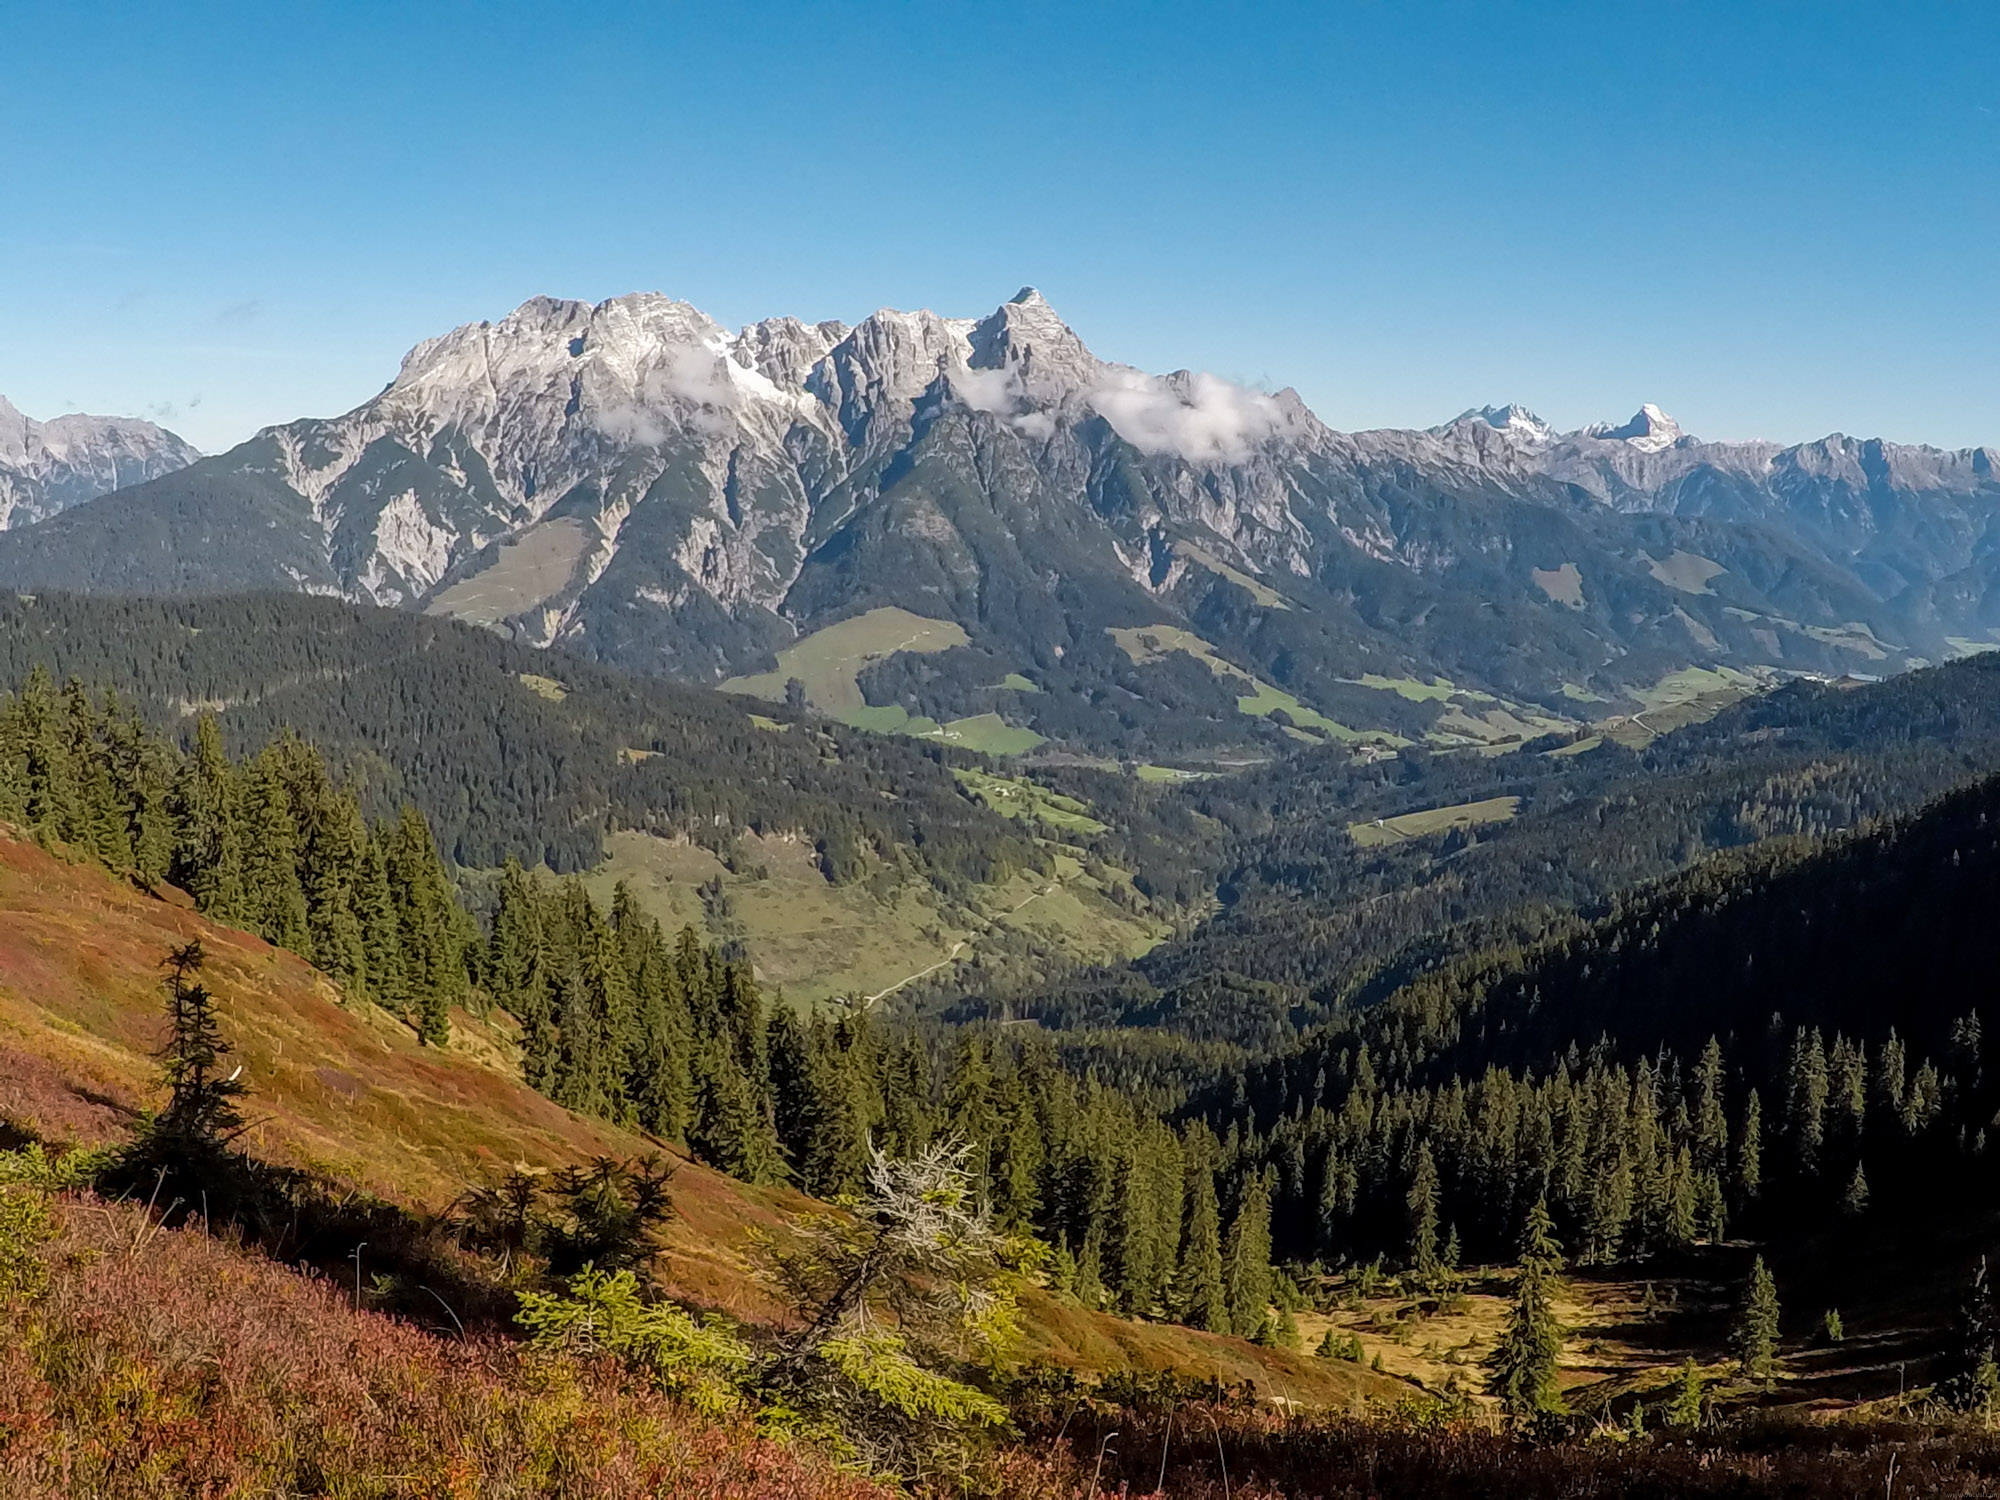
[0,396,199,529]
[5,289,1998,758]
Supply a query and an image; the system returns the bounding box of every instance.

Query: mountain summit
[1589,402,1686,451]
[3,289,1999,759]
[0,396,198,528]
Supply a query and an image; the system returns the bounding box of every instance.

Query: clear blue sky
[4,1,1997,454]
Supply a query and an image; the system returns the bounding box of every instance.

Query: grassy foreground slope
[0,830,1393,1405]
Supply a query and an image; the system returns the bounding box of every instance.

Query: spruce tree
[1841,1161,1869,1216]
[1693,1037,1729,1176]
[1731,1255,1782,1384]
[1736,1089,1763,1204]
[1666,1358,1705,1429]
[17,665,80,849]
[239,751,310,956]
[153,940,247,1153]
[1172,1147,1229,1334]
[1785,1027,1829,1175]
[169,714,242,919]
[1485,1198,1566,1421]
[1223,1172,1275,1338]
[879,1034,934,1158]
[63,681,128,868]
[1942,1256,2000,1413]
[354,831,407,1011]
[1406,1140,1441,1288]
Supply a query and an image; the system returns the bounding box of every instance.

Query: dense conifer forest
[944,653,2000,1056]
[0,592,1041,888]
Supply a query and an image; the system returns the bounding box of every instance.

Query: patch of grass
[1546,735,1604,758]
[517,672,569,702]
[1134,764,1210,783]
[954,769,1106,834]
[1176,540,1291,609]
[1349,795,1521,847]
[425,516,590,626]
[1532,562,1585,607]
[1647,549,1727,595]
[1428,705,1571,751]
[1109,625,1399,746]
[1349,673,1461,703]
[998,672,1041,693]
[588,828,1162,1008]
[746,714,787,732]
[844,703,943,736]
[720,607,968,718]
[1597,665,1770,747]
[923,713,1046,756]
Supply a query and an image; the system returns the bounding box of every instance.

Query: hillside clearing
[1349,795,1521,847]
[720,607,968,718]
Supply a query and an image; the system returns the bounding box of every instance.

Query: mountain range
[6,289,1999,758]
[0,396,199,529]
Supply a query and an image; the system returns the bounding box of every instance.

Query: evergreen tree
[878,1034,935,1158]
[1840,1161,1869,1216]
[1784,1027,1829,1175]
[152,939,247,1153]
[169,714,241,919]
[1736,1089,1763,1204]
[1942,1256,2000,1414]
[1485,1198,1566,1421]
[1223,1171,1274,1338]
[1731,1255,1782,1384]
[1693,1036,1729,1176]
[1666,1358,1706,1430]
[1406,1140,1441,1287]
[239,749,311,956]
[16,665,80,848]
[1172,1140,1229,1334]
[355,831,407,1011]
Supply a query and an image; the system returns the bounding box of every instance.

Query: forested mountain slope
[944,653,2000,1054]
[0,590,1037,887]
[1191,756,2000,1279]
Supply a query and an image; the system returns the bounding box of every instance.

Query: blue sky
[3,1,1997,454]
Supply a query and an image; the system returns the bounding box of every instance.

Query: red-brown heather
[0,828,1399,1400]
[0,1192,895,1500]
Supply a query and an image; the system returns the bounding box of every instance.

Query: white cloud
[1087,369,1286,464]
[596,346,740,444]
[947,364,1018,416]
[946,364,1059,440]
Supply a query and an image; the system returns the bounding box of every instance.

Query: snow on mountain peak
[1446,404,1558,443]
[1590,402,1686,453]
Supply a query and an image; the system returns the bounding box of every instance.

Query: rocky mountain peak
[966,288,1101,401]
[1590,402,1686,452]
[0,395,200,529]
[1436,404,1558,445]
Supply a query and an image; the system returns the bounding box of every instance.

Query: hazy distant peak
[1589,402,1686,452]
